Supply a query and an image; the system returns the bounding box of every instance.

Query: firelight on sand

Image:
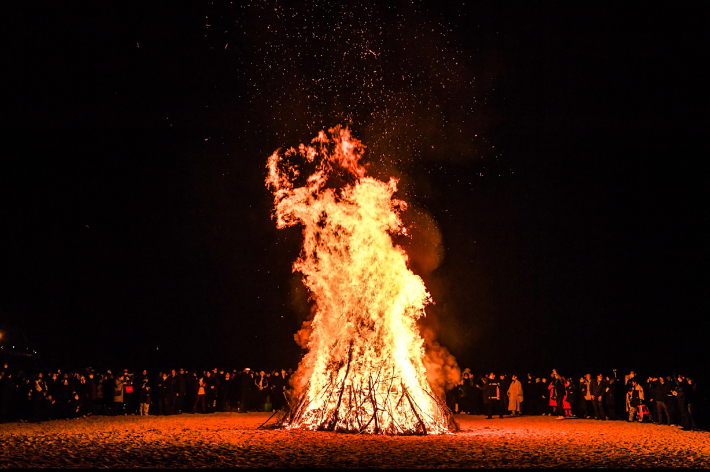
[266,126,457,434]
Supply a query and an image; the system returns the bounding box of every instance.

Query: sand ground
[1,412,709,468]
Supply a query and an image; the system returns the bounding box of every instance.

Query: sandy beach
[1,412,708,468]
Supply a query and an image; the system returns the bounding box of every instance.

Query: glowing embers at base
[266,126,456,434]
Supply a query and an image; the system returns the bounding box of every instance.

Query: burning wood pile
[266,127,457,434]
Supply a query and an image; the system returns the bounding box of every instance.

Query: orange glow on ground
[1,413,708,467]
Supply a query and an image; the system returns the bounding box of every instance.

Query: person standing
[86,372,99,416]
[171,369,186,414]
[604,376,618,420]
[102,372,114,415]
[686,378,698,431]
[652,376,670,425]
[507,374,524,416]
[547,377,557,416]
[193,376,207,414]
[554,373,566,419]
[123,371,134,415]
[218,372,231,412]
[270,371,284,412]
[113,374,125,416]
[627,379,644,422]
[0,372,17,423]
[499,374,511,416]
[158,372,173,415]
[255,371,270,412]
[671,375,691,430]
[204,371,216,413]
[139,377,151,415]
[592,373,607,420]
[479,372,502,419]
[562,378,574,417]
[581,374,594,418]
[240,368,253,412]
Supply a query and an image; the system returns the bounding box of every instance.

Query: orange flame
[266,126,456,434]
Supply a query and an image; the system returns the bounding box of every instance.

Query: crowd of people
[0,363,293,423]
[0,362,704,433]
[447,369,703,431]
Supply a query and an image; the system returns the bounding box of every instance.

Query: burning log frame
[267,127,459,435]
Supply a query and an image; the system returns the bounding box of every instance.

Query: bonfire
[265,127,457,434]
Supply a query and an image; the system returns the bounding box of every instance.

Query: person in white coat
[507,374,524,415]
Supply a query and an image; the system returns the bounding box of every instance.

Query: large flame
[266,126,456,434]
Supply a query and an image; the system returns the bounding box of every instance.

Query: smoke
[396,205,443,276]
[398,206,462,396]
[421,325,461,397]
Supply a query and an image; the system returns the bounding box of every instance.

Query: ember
[265,127,457,434]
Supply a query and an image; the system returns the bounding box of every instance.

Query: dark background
[1,1,707,378]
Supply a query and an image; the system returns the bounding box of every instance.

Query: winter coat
[478,379,500,404]
[507,380,524,412]
[113,379,125,403]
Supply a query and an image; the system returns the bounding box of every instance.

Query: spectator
[218,372,231,412]
[270,370,285,412]
[193,376,207,414]
[234,370,242,412]
[686,378,697,431]
[102,372,114,415]
[139,377,151,416]
[0,372,17,423]
[172,369,186,415]
[652,376,670,425]
[256,371,270,412]
[159,372,173,415]
[672,375,691,430]
[113,374,125,416]
[478,372,503,419]
[627,379,644,422]
[499,374,511,416]
[240,368,253,412]
[547,377,557,416]
[592,373,607,421]
[123,371,134,415]
[507,374,523,416]
[87,372,99,415]
[204,371,216,413]
[561,378,573,417]
[604,375,618,421]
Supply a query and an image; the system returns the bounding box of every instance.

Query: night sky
[1,2,707,377]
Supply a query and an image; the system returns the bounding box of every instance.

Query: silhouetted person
[686,378,698,431]
[592,374,606,420]
[604,376,618,420]
[139,377,151,415]
[256,371,269,411]
[218,372,231,412]
[158,372,173,415]
[193,377,207,414]
[479,372,503,419]
[627,379,644,422]
[113,375,125,416]
[672,375,691,430]
[171,369,186,414]
[204,371,216,413]
[240,368,253,412]
[553,371,566,419]
[87,373,99,415]
[0,372,17,423]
